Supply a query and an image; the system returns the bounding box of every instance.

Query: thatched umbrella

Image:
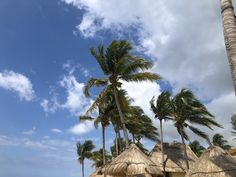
[90,168,114,177]
[150,143,198,173]
[185,146,236,177]
[104,144,163,177]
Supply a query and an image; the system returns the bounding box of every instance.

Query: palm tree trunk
[102,126,106,166]
[115,131,119,156]
[221,0,236,94]
[160,119,166,177]
[118,131,122,153]
[82,161,85,177]
[113,87,129,148]
[132,133,135,144]
[180,133,190,169]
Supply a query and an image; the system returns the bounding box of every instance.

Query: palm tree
[171,88,221,169]
[189,140,205,157]
[220,0,236,93]
[212,133,231,150]
[150,91,172,177]
[76,140,95,177]
[84,40,161,147]
[90,149,112,168]
[231,114,236,140]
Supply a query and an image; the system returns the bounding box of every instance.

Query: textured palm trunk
[115,131,119,156]
[82,161,85,177]
[160,119,166,177]
[221,0,236,93]
[102,126,106,166]
[180,133,190,170]
[113,88,129,148]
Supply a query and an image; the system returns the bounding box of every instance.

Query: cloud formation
[68,120,94,135]
[0,70,35,101]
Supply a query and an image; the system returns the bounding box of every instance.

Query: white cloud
[64,0,235,99]
[68,121,94,135]
[22,127,36,136]
[206,92,236,145]
[51,129,63,133]
[0,70,35,101]
[122,81,161,117]
[59,74,93,116]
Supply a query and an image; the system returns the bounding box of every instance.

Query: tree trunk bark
[115,131,119,156]
[118,131,122,153]
[180,133,190,170]
[82,161,85,177]
[102,126,106,166]
[160,119,166,177]
[113,87,129,148]
[221,0,236,94]
[132,133,135,144]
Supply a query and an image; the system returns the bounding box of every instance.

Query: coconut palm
[220,0,236,93]
[91,149,112,168]
[150,91,172,176]
[76,140,95,177]
[189,140,205,157]
[171,88,221,169]
[212,133,231,150]
[84,40,161,147]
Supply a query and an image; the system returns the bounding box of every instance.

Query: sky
[0,0,236,177]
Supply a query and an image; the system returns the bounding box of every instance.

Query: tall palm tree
[150,91,172,177]
[220,0,236,93]
[171,88,221,169]
[189,140,205,157]
[84,40,161,147]
[76,140,95,177]
[212,133,231,150]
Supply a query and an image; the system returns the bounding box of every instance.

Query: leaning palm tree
[212,133,231,150]
[150,91,172,177]
[189,140,205,157]
[77,140,95,177]
[171,88,221,169]
[84,40,161,147]
[220,0,236,93]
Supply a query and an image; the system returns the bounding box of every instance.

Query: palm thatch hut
[228,147,236,156]
[149,143,198,177]
[185,146,236,177]
[104,144,163,177]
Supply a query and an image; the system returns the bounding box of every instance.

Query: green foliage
[171,88,221,143]
[212,133,231,150]
[189,140,205,157]
[90,149,112,168]
[76,140,95,164]
[231,114,236,140]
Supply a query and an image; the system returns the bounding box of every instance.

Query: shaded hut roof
[104,144,163,176]
[149,143,198,173]
[185,146,236,177]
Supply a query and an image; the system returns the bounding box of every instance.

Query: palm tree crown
[84,40,161,147]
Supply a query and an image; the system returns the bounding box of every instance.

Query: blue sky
[0,0,236,177]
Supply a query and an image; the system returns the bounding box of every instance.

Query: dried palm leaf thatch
[185,146,236,177]
[104,144,162,176]
[149,143,198,173]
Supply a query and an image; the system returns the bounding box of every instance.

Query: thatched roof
[104,144,163,176]
[185,146,236,177]
[149,143,198,173]
[89,168,114,177]
[229,147,236,156]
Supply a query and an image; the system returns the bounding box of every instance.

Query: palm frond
[84,78,108,97]
[121,72,161,82]
[189,125,210,143]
